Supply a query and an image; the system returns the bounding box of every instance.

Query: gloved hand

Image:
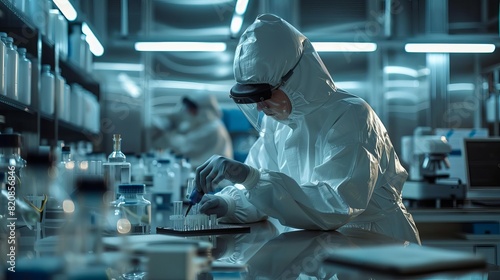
[195,155,250,194]
[199,194,229,218]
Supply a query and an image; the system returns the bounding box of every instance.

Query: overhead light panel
[230,0,249,36]
[118,73,141,98]
[234,0,249,14]
[94,62,144,71]
[52,0,77,21]
[150,80,230,92]
[82,22,104,56]
[405,43,495,53]
[312,42,377,52]
[135,42,227,52]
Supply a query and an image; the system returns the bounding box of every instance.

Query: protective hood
[233,13,337,124]
[185,94,222,120]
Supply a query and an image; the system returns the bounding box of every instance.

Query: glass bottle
[102,134,131,200]
[22,149,63,239]
[0,32,7,96]
[0,131,26,194]
[40,64,55,115]
[116,184,151,235]
[152,159,175,210]
[3,37,18,100]
[57,146,75,198]
[62,83,71,122]
[57,176,108,271]
[17,47,32,105]
[54,68,66,122]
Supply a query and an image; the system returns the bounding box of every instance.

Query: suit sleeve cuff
[240,166,260,190]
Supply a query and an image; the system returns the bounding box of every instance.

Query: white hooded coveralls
[218,14,420,244]
[154,94,233,168]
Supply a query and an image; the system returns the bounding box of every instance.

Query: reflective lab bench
[8,209,499,280]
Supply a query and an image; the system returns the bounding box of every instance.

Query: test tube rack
[156,201,251,236]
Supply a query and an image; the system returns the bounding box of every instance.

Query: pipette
[185,188,204,216]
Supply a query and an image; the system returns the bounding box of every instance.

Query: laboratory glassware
[103,134,131,200]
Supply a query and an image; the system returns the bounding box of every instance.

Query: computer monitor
[463,137,500,201]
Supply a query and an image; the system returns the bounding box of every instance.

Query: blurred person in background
[151,94,233,168]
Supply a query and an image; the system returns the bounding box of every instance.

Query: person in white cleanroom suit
[194,14,421,244]
[151,94,233,168]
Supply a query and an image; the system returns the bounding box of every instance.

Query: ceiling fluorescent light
[235,0,249,15]
[118,73,141,98]
[447,83,475,92]
[230,15,244,35]
[82,22,104,56]
[94,62,144,71]
[230,0,248,36]
[53,0,77,21]
[150,80,229,92]
[135,42,226,52]
[405,43,495,53]
[312,42,377,52]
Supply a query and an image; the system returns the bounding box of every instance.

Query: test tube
[170,201,185,230]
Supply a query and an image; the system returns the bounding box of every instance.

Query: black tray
[156,225,251,236]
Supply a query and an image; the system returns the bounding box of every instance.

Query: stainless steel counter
[6,212,498,280]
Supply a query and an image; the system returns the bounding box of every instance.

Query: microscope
[401,127,466,206]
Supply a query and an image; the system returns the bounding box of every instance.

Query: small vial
[116,184,151,235]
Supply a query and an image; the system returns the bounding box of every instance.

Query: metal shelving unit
[0,0,100,148]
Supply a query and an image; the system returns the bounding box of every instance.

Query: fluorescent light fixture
[82,22,104,56]
[405,43,495,53]
[384,66,419,78]
[118,73,141,98]
[150,80,229,92]
[312,42,377,52]
[230,15,244,35]
[53,0,77,21]
[93,62,144,71]
[385,80,420,88]
[335,81,364,90]
[235,0,249,15]
[135,42,227,52]
[383,66,430,78]
[447,83,475,92]
[230,0,249,36]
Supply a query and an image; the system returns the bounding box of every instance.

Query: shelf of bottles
[0,0,101,146]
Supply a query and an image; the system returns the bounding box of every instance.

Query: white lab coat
[152,95,233,168]
[217,14,421,244]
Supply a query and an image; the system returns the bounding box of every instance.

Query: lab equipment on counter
[0,131,40,229]
[103,134,131,200]
[115,183,151,235]
[185,178,204,216]
[401,127,465,203]
[58,176,108,266]
[401,127,452,183]
[463,137,500,202]
[151,158,175,209]
[159,200,250,236]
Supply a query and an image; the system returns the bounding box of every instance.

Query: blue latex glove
[199,194,229,218]
[188,188,204,205]
[195,155,250,194]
